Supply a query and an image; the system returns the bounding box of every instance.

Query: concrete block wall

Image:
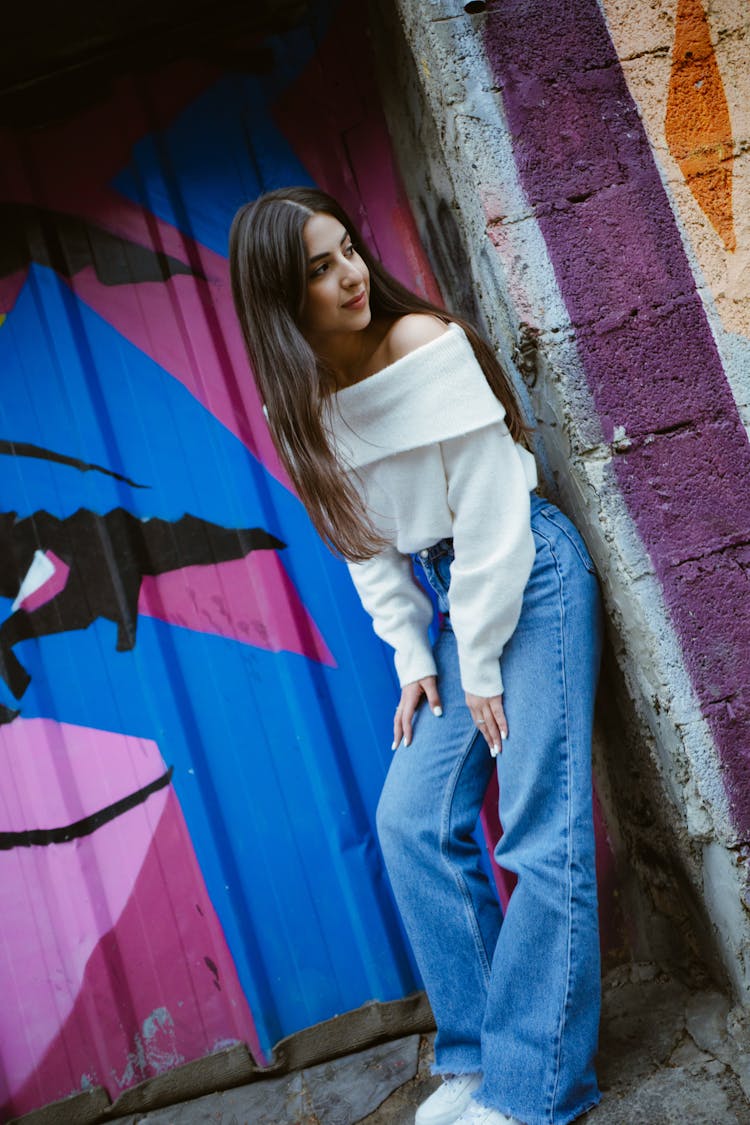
[370,0,750,996]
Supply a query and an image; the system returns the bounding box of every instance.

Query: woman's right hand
[392,675,443,749]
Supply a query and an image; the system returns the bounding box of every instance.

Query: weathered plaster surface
[371,0,750,997]
[601,0,750,420]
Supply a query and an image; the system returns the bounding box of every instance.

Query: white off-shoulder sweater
[326,323,537,698]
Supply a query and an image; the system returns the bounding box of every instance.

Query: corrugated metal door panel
[0,2,443,1117]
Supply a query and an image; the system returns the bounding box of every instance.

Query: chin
[340,312,370,334]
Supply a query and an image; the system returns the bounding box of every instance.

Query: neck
[311,319,391,391]
[318,332,369,391]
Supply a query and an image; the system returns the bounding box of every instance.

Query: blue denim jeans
[376,494,603,1125]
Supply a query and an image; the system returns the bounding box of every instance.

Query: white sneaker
[415,1073,483,1125]
[453,1099,524,1124]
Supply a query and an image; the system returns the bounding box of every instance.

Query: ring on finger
[476,719,486,726]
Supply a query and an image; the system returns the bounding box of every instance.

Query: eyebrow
[308,230,349,265]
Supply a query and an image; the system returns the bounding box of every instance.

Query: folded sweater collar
[325,324,506,469]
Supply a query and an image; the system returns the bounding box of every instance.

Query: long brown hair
[229,186,528,560]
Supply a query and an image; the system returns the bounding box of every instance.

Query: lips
[342,290,367,310]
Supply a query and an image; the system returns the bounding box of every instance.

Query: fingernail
[391,741,398,751]
[501,730,508,740]
[432,706,443,717]
[404,737,411,747]
[491,744,500,757]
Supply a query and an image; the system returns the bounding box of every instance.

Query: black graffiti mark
[204,956,221,990]
[420,195,482,327]
[0,509,285,707]
[0,202,205,286]
[0,766,173,850]
[0,440,148,489]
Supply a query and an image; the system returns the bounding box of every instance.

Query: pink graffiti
[0,718,262,1118]
[138,550,334,663]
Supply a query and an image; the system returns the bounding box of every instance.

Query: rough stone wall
[370,0,750,997]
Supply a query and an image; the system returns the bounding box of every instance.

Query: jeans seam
[539,507,596,575]
[534,521,575,1124]
[439,730,494,988]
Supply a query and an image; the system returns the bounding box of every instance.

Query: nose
[341,257,364,287]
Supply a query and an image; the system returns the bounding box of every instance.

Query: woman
[229,186,603,1125]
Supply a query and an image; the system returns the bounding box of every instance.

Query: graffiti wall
[0,3,446,1117]
[376,0,750,992]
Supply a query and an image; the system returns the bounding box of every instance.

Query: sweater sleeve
[442,425,536,697]
[346,548,438,687]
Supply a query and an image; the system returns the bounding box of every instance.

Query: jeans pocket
[539,506,597,575]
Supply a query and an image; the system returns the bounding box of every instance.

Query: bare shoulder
[384,313,450,364]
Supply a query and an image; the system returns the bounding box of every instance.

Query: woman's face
[299,212,371,342]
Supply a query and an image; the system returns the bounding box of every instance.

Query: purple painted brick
[498,69,648,205]
[579,300,737,439]
[487,0,619,80]
[541,184,696,326]
[704,701,750,816]
[666,545,750,700]
[616,422,750,567]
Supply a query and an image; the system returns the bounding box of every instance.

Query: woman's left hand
[465,691,507,758]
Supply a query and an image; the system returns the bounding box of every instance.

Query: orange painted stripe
[665,0,736,252]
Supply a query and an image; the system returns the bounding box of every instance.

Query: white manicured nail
[501,730,508,740]
[391,741,398,751]
[432,706,443,717]
[491,744,500,757]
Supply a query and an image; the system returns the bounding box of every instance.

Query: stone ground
[110,964,750,1125]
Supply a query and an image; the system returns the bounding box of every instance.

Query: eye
[309,261,328,279]
[344,242,356,257]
